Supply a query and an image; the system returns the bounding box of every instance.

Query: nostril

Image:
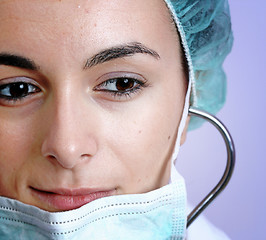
[48,155,57,161]
[42,151,92,170]
[43,152,57,160]
[80,154,92,161]
[44,154,60,166]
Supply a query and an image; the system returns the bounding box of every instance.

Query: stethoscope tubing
[187,108,236,228]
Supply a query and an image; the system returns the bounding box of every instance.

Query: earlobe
[180,116,190,145]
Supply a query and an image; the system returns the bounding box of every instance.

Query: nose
[41,92,98,169]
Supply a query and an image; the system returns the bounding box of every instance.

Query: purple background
[177,0,266,239]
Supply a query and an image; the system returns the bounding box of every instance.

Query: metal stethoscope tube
[187,108,236,228]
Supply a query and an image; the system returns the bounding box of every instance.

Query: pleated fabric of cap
[163,0,233,129]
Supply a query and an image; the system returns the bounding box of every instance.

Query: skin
[0,0,188,212]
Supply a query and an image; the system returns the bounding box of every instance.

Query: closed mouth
[30,187,115,211]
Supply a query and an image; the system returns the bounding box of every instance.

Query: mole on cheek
[168,136,171,140]
[138,130,142,134]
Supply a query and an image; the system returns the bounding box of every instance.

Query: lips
[30,187,115,211]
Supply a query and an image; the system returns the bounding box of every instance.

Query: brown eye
[9,82,29,98]
[94,77,142,93]
[115,78,135,91]
[93,76,147,100]
[0,82,40,100]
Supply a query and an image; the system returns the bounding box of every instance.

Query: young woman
[0,0,233,239]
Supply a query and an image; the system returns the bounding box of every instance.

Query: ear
[180,116,190,145]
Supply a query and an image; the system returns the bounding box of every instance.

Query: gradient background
[177,0,266,239]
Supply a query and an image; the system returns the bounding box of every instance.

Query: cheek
[0,113,40,196]
[104,86,184,192]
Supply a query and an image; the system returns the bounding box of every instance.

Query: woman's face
[0,0,187,212]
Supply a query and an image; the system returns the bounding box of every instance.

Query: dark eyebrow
[0,53,38,70]
[84,42,160,69]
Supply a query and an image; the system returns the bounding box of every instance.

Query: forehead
[0,0,172,40]
[0,0,180,69]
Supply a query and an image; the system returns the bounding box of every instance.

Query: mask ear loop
[186,108,235,228]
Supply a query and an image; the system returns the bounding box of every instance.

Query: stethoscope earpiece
[186,108,235,228]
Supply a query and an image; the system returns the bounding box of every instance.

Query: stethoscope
[187,108,236,228]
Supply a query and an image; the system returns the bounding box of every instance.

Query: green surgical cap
[163,0,233,130]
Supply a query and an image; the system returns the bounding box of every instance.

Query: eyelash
[0,76,147,105]
[94,77,147,99]
[0,81,41,103]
